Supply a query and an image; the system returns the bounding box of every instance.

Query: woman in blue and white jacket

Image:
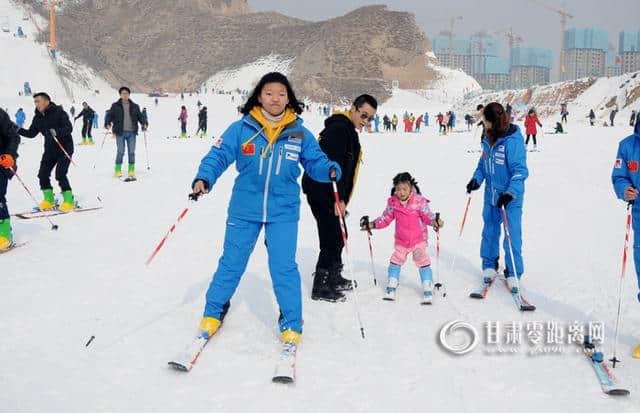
[466,102,529,292]
[190,72,341,347]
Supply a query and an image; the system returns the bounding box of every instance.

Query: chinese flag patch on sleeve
[241,143,255,156]
[628,160,639,172]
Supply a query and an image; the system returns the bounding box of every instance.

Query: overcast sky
[250,0,639,76]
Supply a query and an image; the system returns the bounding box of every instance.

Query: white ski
[272,342,297,383]
[168,334,210,372]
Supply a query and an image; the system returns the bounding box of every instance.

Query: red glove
[0,154,14,169]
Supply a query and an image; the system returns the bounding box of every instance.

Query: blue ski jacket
[612,120,640,201]
[194,114,341,223]
[472,124,529,206]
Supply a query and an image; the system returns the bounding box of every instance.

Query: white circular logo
[439,320,479,355]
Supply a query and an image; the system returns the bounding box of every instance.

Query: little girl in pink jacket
[361,172,443,303]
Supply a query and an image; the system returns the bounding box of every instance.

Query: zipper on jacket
[259,147,264,175]
[275,146,284,175]
[262,146,275,223]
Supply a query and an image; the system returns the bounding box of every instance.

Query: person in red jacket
[524,108,542,152]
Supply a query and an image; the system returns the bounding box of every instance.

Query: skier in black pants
[0,108,20,251]
[302,94,377,302]
[18,92,76,212]
[196,106,207,138]
[74,101,95,145]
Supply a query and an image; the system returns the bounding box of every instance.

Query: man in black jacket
[74,101,95,145]
[302,94,377,302]
[18,92,76,212]
[0,108,20,250]
[107,86,148,180]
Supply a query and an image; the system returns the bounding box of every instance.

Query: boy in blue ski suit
[191,72,341,345]
[466,103,529,288]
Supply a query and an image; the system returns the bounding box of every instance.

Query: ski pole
[145,192,201,266]
[331,177,365,340]
[433,212,446,297]
[459,194,472,237]
[9,167,58,231]
[52,134,78,167]
[610,202,633,368]
[143,131,151,170]
[91,131,111,171]
[448,194,473,279]
[501,206,521,293]
[360,215,377,286]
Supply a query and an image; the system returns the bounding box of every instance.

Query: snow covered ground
[2,2,640,412]
[2,87,640,412]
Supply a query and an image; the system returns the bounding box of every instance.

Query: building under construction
[561,28,608,81]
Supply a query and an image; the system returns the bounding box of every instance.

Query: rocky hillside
[25,1,434,102]
[458,71,640,122]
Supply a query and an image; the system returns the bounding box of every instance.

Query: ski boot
[383,276,399,301]
[124,164,136,181]
[506,275,519,294]
[0,218,12,251]
[115,164,123,178]
[39,188,56,211]
[59,190,75,212]
[311,268,346,303]
[197,316,221,339]
[87,137,94,145]
[329,263,356,292]
[421,280,434,305]
[482,267,498,285]
[419,266,433,305]
[79,138,87,145]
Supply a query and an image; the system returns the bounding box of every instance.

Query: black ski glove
[496,193,514,208]
[360,215,374,231]
[466,179,480,194]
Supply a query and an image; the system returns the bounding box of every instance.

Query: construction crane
[47,0,61,55]
[494,27,523,51]
[448,16,463,69]
[528,0,573,74]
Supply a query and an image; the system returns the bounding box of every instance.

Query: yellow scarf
[245,107,297,158]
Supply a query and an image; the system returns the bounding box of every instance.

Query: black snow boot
[329,263,357,292]
[312,268,346,302]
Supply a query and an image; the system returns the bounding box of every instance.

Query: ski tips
[272,376,294,384]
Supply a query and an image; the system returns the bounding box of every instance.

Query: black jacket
[0,108,20,159]
[198,109,207,125]
[75,107,95,122]
[18,102,73,153]
[108,99,147,135]
[302,113,361,205]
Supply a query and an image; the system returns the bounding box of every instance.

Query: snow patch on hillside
[203,55,295,92]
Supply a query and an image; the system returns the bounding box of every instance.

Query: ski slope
[1,87,640,412]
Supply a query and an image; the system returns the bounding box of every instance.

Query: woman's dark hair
[118,86,131,94]
[181,106,186,110]
[476,104,484,111]
[391,172,421,195]
[241,72,304,115]
[483,102,510,144]
[528,108,535,115]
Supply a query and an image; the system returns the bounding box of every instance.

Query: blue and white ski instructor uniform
[611,119,640,294]
[193,109,341,334]
[471,124,529,276]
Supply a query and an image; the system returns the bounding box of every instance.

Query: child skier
[360,172,443,304]
[524,109,542,151]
